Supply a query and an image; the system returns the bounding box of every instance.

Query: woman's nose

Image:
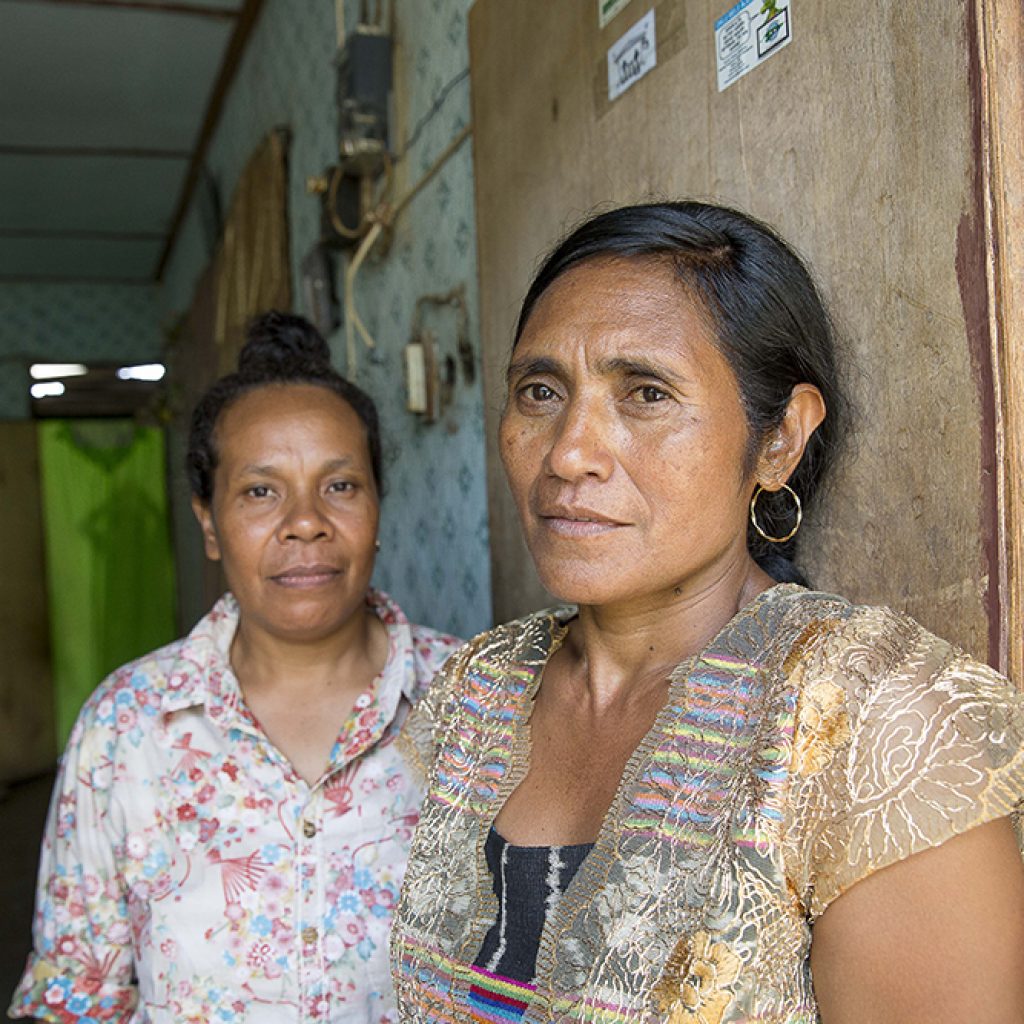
[278,492,331,541]
[544,399,615,482]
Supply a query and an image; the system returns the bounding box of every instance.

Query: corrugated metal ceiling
[0,0,251,283]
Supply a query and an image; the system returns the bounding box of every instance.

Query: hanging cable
[341,124,472,377]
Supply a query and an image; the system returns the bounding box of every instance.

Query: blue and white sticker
[607,9,657,101]
[715,0,792,91]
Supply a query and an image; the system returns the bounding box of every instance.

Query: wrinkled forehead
[514,256,722,363]
[517,253,718,347]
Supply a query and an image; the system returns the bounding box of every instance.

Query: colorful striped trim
[467,965,535,1022]
[430,655,542,815]
[619,657,800,849]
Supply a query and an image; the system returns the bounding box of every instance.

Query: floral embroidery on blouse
[391,585,1024,1023]
[10,590,462,1024]
[655,932,743,1024]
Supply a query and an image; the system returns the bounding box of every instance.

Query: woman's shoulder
[778,590,1024,916]
[367,589,465,686]
[776,587,1009,698]
[771,587,1022,778]
[441,604,574,680]
[397,606,572,773]
[60,633,191,776]
[68,596,237,753]
[407,621,463,657]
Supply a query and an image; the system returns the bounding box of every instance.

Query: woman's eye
[246,485,272,499]
[327,480,353,494]
[635,384,669,403]
[520,382,556,402]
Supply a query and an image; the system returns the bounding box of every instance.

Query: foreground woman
[391,203,1024,1023]
[12,312,460,1023]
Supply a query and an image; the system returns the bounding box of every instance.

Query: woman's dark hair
[187,311,382,502]
[514,201,851,586]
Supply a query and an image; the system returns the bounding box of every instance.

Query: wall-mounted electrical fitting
[404,284,474,425]
[404,331,437,418]
[308,1,394,250]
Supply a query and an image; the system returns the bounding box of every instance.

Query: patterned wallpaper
[0,282,162,419]
[160,0,492,639]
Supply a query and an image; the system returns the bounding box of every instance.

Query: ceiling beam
[0,144,191,160]
[0,228,165,241]
[155,0,265,281]
[2,0,239,20]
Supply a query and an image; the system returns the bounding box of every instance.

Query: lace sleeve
[397,635,481,779]
[782,606,1024,920]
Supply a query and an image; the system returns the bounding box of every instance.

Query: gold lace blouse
[391,585,1024,1023]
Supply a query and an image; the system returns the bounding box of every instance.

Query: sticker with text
[607,9,657,101]
[715,0,792,91]
[598,0,632,28]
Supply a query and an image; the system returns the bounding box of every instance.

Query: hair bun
[238,310,332,375]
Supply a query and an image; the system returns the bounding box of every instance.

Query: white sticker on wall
[598,0,632,28]
[607,9,657,101]
[715,0,792,92]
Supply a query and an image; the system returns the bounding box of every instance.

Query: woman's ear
[756,383,826,487]
[191,495,223,562]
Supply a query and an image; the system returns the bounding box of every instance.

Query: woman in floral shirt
[11,312,461,1024]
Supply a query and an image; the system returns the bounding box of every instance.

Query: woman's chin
[534,566,632,609]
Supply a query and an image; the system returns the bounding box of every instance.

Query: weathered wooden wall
[470,0,1003,663]
[0,422,56,782]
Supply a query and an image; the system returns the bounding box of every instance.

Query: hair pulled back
[514,201,851,585]
[187,311,382,502]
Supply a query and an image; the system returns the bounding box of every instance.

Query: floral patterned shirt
[391,585,1024,1024]
[11,590,462,1024]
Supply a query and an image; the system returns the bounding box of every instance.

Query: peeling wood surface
[470,0,997,661]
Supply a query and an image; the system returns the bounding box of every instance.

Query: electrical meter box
[336,28,392,153]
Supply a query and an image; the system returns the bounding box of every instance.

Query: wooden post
[976,0,1024,683]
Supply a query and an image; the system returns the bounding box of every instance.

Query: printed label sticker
[607,9,657,101]
[715,0,792,91]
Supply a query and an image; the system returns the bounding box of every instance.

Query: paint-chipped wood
[470,0,996,661]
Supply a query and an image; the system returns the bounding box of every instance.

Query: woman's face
[192,383,379,644]
[500,257,759,609]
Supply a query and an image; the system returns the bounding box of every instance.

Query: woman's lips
[269,565,341,588]
[537,508,627,537]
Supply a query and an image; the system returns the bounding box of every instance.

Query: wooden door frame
[975,0,1024,682]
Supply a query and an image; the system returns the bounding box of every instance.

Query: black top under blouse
[472,827,594,983]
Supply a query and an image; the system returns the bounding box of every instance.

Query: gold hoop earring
[749,483,802,543]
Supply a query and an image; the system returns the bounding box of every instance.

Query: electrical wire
[394,67,469,163]
[341,124,472,378]
[334,60,471,377]
[344,219,386,376]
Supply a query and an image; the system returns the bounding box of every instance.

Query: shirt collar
[161,589,418,728]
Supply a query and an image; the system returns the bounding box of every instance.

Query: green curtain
[38,420,177,747]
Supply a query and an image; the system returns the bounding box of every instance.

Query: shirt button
[302,926,318,944]
[302,820,316,839]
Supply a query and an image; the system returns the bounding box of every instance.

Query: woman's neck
[563,560,776,708]
[229,607,387,694]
